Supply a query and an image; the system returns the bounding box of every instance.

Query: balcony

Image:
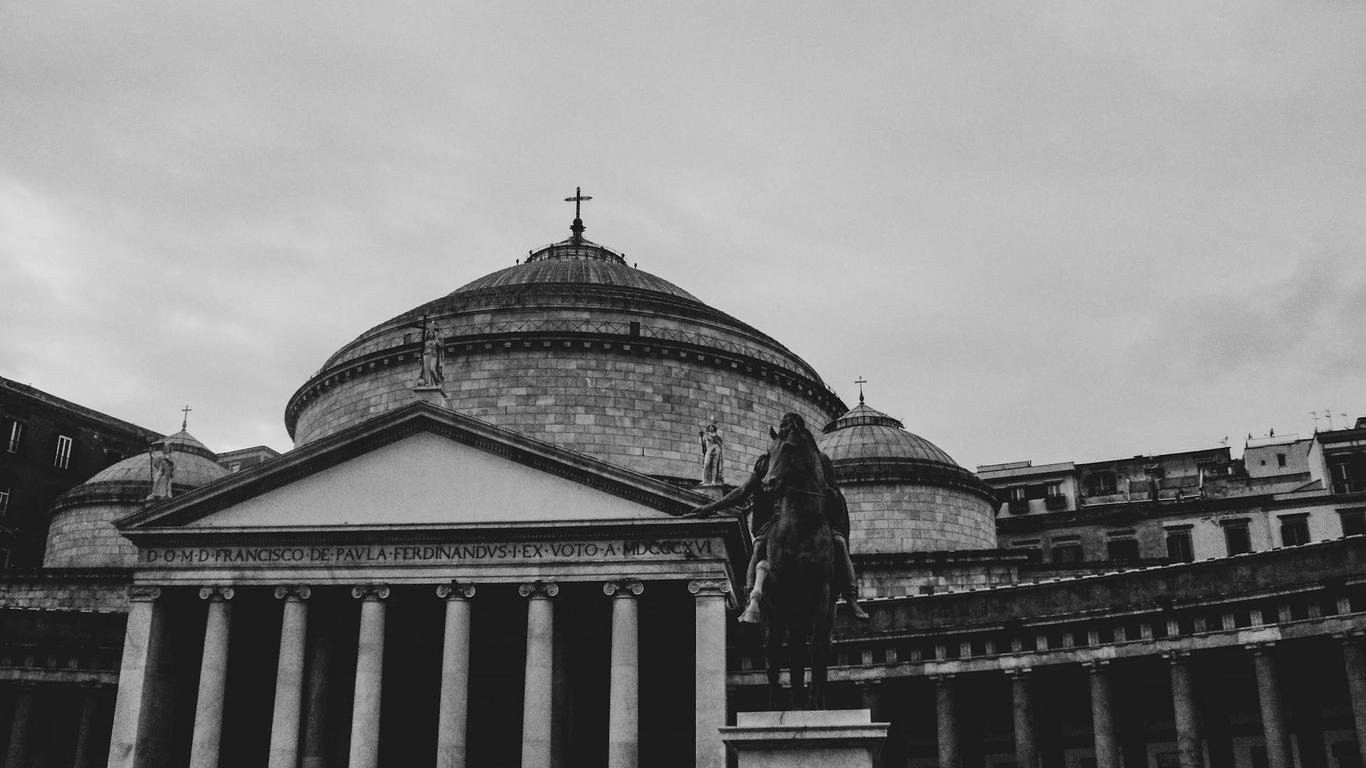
[1044,495,1068,511]
[1007,499,1030,515]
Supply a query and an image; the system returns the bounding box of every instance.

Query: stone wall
[293,348,836,480]
[845,482,997,554]
[44,503,138,568]
[0,571,131,613]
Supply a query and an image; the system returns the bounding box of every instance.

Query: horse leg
[765,618,786,710]
[809,598,834,710]
[739,560,769,624]
[788,632,809,710]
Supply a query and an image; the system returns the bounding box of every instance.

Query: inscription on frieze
[141,538,717,567]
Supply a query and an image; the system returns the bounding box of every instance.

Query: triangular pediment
[120,402,709,530]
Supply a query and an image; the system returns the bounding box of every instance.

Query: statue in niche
[699,422,724,485]
[146,440,174,501]
[415,317,445,387]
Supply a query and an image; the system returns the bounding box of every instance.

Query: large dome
[286,228,845,480]
[818,400,996,554]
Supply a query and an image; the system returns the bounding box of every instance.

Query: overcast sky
[2,2,1363,471]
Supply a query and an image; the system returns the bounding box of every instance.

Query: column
[1250,643,1292,768]
[435,582,476,768]
[1343,634,1366,768]
[934,674,959,768]
[689,579,730,768]
[520,582,558,768]
[3,682,35,768]
[108,586,164,768]
[1085,660,1119,768]
[302,613,335,768]
[1166,651,1203,768]
[348,585,390,768]
[604,580,644,768]
[71,683,100,768]
[269,586,311,768]
[1010,669,1037,768]
[189,586,235,768]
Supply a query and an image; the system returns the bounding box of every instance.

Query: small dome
[819,403,959,467]
[83,430,228,488]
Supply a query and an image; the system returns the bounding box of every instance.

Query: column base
[720,709,889,768]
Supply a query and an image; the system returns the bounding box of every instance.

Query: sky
[1,2,1364,471]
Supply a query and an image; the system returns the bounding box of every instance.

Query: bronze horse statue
[751,412,837,709]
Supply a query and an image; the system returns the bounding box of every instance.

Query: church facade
[1,210,1365,768]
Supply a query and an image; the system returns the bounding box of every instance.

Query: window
[54,435,73,469]
[1279,515,1310,547]
[6,421,22,453]
[1107,532,1140,561]
[0,488,8,516]
[1087,472,1117,495]
[1277,453,1287,468]
[229,462,242,473]
[1341,508,1366,537]
[1222,520,1252,556]
[1165,526,1194,562]
[1009,486,1026,501]
[1050,536,1083,563]
[1046,482,1063,498]
[1010,539,1042,562]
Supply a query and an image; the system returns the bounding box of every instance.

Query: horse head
[762,413,824,495]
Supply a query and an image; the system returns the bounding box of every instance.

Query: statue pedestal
[411,385,449,407]
[720,709,889,768]
[696,483,729,500]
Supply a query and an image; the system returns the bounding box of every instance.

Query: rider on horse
[688,422,870,622]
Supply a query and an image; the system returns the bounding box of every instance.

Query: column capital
[1082,659,1111,672]
[518,581,558,598]
[1006,666,1033,680]
[351,584,390,601]
[274,585,312,601]
[929,673,957,684]
[436,581,476,600]
[127,585,162,602]
[687,579,732,597]
[603,579,645,597]
[1333,630,1366,643]
[1244,640,1277,654]
[1162,649,1193,662]
[198,586,235,601]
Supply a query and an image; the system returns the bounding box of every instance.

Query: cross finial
[564,186,592,243]
[854,377,867,405]
[180,404,192,431]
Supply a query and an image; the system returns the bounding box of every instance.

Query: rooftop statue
[699,422,724,485]
[414,317,445,388]
[145,440,174,501]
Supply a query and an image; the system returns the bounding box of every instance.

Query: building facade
[0,214,1364,768]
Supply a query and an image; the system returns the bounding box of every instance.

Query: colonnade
[926,636,1366,768]
[105,577,732,768]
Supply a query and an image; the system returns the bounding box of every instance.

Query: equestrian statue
[688,413,867,709]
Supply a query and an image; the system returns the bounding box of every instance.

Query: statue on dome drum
[145,440,175,501]
[699,422,725,485]
[687,412,868,710]
[413,317,445,388]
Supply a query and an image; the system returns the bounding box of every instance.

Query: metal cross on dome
[854,377,867,405]
[564,186,592,242]
[180,404,192,431]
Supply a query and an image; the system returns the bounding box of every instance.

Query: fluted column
[689,579,730,768]
[436,582,476,768]
[269,586,311,768]
[1085,660,1118,768]
[348,584,390,768]
[1166,651,1203,768]
[604,580,644,768]
[1250,643,1292,768]
[934,674,959,768]
[520,581,558,768]
[3,682,35,768]
[108,586,164,768]
[1009,669,1037,768]
[72,683,100,768]
[1342,633,1366,768]
[189,586,235,768]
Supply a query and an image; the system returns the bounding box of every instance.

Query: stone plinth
[721,709,889,768]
